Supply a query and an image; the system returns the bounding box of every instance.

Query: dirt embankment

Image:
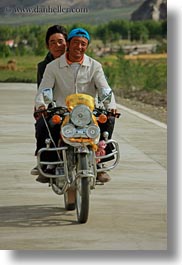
[116,90,167,124]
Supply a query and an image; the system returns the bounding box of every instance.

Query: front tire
[76,154,90,223]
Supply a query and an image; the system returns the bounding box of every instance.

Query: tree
[130,21,149,42]
[34,33,47,56]
[108,20,130,39]
[0,26,12,41]
[143,20,162,39]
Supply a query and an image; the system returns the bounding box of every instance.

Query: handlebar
[34,106,68,115]
[93,108,121,118]
[34,106,121,119]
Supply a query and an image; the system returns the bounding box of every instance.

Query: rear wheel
[76,154,90,223]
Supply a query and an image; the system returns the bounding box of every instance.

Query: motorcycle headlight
[86,125,100,139]
[61,124,76,138]
[70,104,92,127]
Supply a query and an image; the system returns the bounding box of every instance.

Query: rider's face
[47,33,66,59]
[67,37,88,62]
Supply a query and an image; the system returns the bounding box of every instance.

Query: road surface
[0,83,167,250]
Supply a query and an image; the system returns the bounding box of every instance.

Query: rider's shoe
[31,166,39,175]
[97,172,111,183]
[35,166,55,184]
[36,175,49,183]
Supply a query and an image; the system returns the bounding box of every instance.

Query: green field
[0,54,167,96]
[0,56,42,83]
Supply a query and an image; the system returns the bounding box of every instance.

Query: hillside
[0,0,143,25]
[0,0,143,11]
[131,0,167,21]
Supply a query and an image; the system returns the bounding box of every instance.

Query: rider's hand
[34,105,47,121]
[38,105,46,111]
[108,108,117,115]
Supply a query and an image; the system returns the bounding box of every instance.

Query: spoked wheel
[76,154,90,223]
[64,188,76,211]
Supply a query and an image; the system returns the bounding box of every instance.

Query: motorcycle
[35,88,120,223]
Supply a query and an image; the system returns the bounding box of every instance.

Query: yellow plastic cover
[66,93,95,111]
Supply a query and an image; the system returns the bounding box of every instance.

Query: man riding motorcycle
[33,28,117,183]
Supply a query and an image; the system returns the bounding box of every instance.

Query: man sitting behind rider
[37,24,67,87]
[31,25,68,176]
[34,28,117,183]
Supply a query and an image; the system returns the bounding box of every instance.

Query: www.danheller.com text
[4,5,89,15]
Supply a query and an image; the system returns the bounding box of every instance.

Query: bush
[102,55,167,95]
[0,44,11,57]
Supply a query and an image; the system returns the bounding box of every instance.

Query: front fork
[75,146,96,189]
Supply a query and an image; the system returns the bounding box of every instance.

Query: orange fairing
[92,115,98,126]
[68,138,98,150]
[66,94,95,111]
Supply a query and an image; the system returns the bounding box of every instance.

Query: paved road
[0,83,167,250]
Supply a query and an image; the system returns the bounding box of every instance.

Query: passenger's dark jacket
[34,52,54,120]
[37,52,54,88]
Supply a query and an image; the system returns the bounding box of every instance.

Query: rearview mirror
[42,88,53,104]
[98,88,112,104]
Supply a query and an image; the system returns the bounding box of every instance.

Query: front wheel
[76,154,90,223]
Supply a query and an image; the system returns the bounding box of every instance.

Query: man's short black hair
[45,25,68,45]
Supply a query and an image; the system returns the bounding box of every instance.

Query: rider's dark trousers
[35,116,61,162]
[98,116,115,162]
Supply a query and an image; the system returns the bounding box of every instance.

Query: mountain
[0,0,144,25]
[131,0,167,21]
[0,0,143,11]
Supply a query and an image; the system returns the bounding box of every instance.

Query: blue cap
[67,28,90,42]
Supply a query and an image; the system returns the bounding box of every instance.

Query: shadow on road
[0,204,78,227]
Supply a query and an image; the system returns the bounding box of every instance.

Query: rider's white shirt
[35,53,116,110]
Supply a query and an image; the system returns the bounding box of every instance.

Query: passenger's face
[47,33,66,58]
[67,37,88,61]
